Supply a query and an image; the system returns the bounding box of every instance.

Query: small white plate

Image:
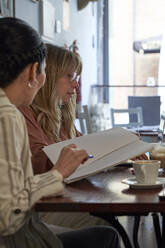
[122,177,165,189]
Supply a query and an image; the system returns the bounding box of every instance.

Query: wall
[15,0,98,105]
[15,0,39,30]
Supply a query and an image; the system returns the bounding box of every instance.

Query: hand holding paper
[52,144,88,178]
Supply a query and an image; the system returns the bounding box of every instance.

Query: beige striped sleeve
[0,112,64,235]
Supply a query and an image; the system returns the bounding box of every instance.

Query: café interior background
[3,0,165,129]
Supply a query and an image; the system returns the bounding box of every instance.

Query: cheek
[57,80,68,97]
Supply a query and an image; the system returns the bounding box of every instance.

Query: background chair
[76,104,92,135]
[128,96,161,126]
[110,107,143,128]
[158,113,165,142]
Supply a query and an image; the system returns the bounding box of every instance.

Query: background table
[139,131,159,143]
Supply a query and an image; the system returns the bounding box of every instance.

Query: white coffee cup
[133,160,160,185]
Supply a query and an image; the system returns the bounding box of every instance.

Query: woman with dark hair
[0,17,120,248]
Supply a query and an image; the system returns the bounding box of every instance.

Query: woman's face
[57,72,79,104]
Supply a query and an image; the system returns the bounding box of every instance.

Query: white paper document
[43,127,154,183]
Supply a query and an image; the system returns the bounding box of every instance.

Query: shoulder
[18,105,38,128]
[1,106,25,125]
[0,104,26,139]
[0,89,26,135]
[0,101,23,123]
[0,88,22,119]
[18,105,35,119]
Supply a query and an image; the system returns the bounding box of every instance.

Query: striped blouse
[0,88,64,236]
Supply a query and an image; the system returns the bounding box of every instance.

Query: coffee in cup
[133,160,160,184]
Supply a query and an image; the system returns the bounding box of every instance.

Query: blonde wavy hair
[31,43,82,142]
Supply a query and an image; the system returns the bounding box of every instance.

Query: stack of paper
[43,127,154,183]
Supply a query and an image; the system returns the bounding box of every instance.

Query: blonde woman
[19,44,109,229]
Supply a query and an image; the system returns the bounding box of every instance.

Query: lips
[67,92,74,96]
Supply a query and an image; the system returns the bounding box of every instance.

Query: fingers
[131,153,148,161]
[67,143,77,149]
[139,154,148,160]
[135,154,148,160]
[71,148,88,164]
[62,145,88,163]
[54,144,88,178]
[136,132,141,138]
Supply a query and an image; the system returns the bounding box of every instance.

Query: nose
[71,80,79,89]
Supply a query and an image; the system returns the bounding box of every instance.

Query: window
[107,0,165,113]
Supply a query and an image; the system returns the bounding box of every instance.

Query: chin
[62,98,70,104]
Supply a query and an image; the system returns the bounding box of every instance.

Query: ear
[29,62,39,86]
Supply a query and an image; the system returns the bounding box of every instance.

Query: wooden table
[35,166,165,248]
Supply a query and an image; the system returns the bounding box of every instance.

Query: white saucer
[122,177,165,189]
